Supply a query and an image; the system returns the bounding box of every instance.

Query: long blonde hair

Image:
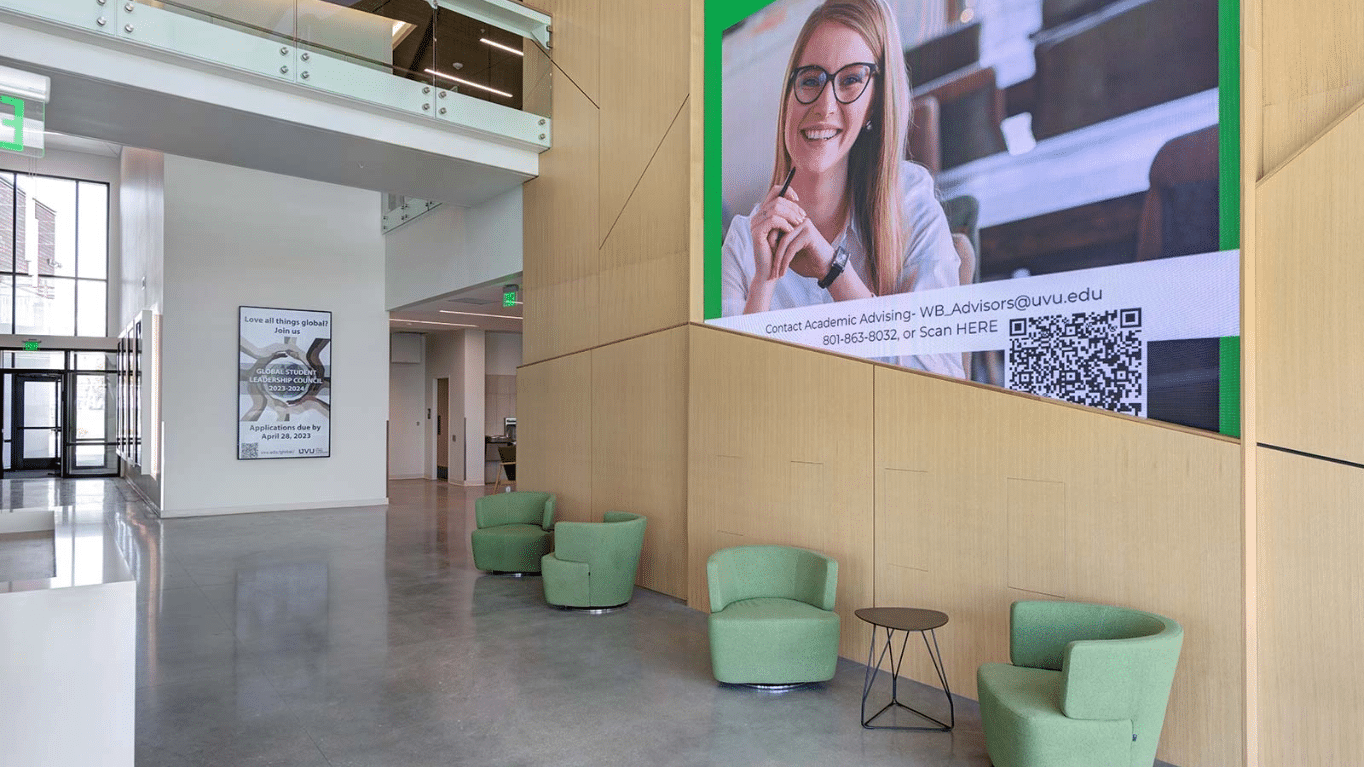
[771,0,910,296]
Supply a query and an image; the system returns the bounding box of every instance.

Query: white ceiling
[43,130,121,158]
[389,276,522,335]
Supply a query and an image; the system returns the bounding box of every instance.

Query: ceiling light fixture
[479,38,524,57]
[423,69,513,99]
[390,319,476,328]
[439,310,523,320]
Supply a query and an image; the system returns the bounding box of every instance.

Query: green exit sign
[0,65,50,158]
[23,341,40,351]
[503,290,517,307]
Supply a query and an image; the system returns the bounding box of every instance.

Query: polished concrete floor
[17,477,1004,766]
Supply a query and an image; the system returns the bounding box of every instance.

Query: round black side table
[855,607,954,731]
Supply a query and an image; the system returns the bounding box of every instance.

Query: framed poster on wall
[238,306,331,460]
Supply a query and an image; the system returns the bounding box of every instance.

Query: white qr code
[239,442,259,460]
[1006,309,1146,416]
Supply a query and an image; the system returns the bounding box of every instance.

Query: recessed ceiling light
[424,69,513,98]
[439,310,523,320]
[480,38,524,57]
[389,319,476,328]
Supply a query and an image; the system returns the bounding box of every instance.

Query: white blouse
[721,162,964,377]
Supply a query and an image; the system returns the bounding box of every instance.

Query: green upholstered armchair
[470,491,555,573]
[541,511,647,609]
[977,601,1184,767]
[706,545,840,685]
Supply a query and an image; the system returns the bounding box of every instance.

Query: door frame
[9,371,65,475]
[435,377,450,481]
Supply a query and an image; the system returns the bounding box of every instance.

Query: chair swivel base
[552,601,630,614]
[736,681,817,693]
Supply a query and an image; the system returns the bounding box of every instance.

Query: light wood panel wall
[1255,104,1364,464]
[591,328,690,598]
[688,0,706,323]
[523,0,693,362]
[520,0,696,597]
[517,351,594,520]
[687,326,878,661]
[873,366,1242,767]
[1258,0,1364,174]
[522,71,600,364]
[539,0,602,104]
[518,330,691,599]
[1255,448,1364,766]
[598,105,691,343]
[1239,0,1261,761]
[1252,14,1364,765]
[596,0,691,250]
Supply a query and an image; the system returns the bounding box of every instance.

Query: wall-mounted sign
[238,306,331,460]
[503,285,518,307]
[0,65,50,158]
[23,340,40,351]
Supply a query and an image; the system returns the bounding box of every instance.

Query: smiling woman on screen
[720,0,962,377]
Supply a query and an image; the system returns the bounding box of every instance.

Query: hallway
[13,478,992,766]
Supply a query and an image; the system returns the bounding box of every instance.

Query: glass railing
[382,194,442,234]
[0,0,551,148]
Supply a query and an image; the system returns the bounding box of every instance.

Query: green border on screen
[703,0,1243,435]
[704,0,776,321]
[1216,0,1242,436]
[1219,336,1241,437]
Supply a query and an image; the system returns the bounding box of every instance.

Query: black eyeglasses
[788,62,879,105]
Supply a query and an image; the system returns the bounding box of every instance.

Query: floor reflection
[2,478,994,767]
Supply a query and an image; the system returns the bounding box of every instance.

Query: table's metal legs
[860,626,955,731]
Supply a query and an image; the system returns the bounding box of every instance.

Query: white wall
[388,334,426,479]
[117,149,165,509]
[485,331,522,375]
[119,148,164,330]
[422,329,486,484]
[460,330,485,485]
[159,155,387,516]
[385,186,523,310]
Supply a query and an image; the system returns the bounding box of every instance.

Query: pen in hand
[773,167,796,247]
[770,167,797,278]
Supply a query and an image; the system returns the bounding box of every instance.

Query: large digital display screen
[705,0,1240,434]
[239,306,332,460]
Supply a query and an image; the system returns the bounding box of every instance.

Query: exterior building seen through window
[0,171,109,337]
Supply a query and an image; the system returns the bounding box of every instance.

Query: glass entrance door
[65,371,118,475]
[11,373,63,475]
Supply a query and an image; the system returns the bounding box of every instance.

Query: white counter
[0,504,136,767]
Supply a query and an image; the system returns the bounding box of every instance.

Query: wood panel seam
[690,322,1240,443]
[1258,95,1364,186]
[517,322,690,370]
[599,95,691,250]
[1258,442,1364,471]
[542,44,601,109]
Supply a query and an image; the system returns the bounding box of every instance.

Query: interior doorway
[435,377,449,481]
